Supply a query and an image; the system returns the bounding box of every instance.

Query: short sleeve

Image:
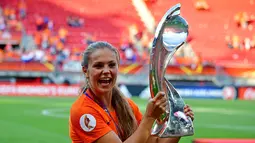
[70,106,112,143]
[127,98,143,125]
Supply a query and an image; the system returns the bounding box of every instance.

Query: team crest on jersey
[80,114,96,132]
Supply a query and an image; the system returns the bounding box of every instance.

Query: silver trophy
[149,3,194,137]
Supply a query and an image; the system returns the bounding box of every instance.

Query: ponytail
[111,86,138,141]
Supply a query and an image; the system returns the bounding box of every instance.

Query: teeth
[100,78,111,80]
[99,79,110,85]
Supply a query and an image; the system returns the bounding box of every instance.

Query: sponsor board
[172,85,236,99]
[0,83,237,100]
[0,83,80,96]
[238,87,255,100]
[137,85,237,100]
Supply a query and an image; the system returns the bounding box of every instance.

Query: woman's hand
[144,92,167,120]
[184,105,194,121]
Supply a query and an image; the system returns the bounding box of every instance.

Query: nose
[102,66,110,74]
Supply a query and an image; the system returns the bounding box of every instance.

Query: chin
[97,85,114,93]
[95,79,116,93]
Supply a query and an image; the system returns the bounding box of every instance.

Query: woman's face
[86,48,118,94]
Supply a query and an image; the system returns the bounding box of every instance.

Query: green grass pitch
[0,96,254,143]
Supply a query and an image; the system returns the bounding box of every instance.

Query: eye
[93,63,104,69]
[109,63,116,68]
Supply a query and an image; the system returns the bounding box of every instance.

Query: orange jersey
[69,89,143,143]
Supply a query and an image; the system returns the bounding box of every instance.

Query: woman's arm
[96,117,155,143]
[96,92,167,143]
[124,117,156,143]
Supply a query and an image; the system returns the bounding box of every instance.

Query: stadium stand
[0,0,153,65]
[22,0,144,47]
[148,0,255,67]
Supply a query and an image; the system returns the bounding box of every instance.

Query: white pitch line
[198,124,255,131]
[41,108,69,118]
[193,107,255,117]
[42,107,255,118]
[41,107,255,131]
[139,106,255,117]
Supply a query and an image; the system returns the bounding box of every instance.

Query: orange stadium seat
[148,0,255,66]
[0,0,144,49]
[0,0,255,69]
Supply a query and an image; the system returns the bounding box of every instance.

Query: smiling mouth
[98,78,112,86]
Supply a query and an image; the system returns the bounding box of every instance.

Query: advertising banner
[238,87,255,100]
[0,83,237,100]
[138,84,237,100]
[0,83,80,96]
[175,85,236,100]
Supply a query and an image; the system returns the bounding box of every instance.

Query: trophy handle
[149,3,194,137]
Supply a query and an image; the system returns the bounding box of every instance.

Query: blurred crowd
[4,0,254,72]
[193,0,255,52]
[119,24,152,64]
[225,12,255,51]
[0,0,26,62]
[0,0,155,70]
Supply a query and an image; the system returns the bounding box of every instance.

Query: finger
[184,108,192,113]
[157,96,167,105]
[149,98,155,104]
[184,111,194,115]
[188,114,194,121]
[155,101,161,107]
[190,112,194,118]
[184,105,192,112]
[160,101,168,108]
[184,104,190,109]
[156,105,167,113]
[155,97,167,107]
[185,112,194,120]
[160,106,166,112]
[189,113,194,121]
[186,111,194,117]
[152,92,165,102]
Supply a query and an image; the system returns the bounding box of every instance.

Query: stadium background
[0,0,255,143]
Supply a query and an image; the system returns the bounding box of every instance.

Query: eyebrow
[93,60,116,64]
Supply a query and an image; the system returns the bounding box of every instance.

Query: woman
[69,41,194,143]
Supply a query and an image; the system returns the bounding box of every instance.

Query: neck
[89,88,113,111]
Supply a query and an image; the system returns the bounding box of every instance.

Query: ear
[82,66,89,78]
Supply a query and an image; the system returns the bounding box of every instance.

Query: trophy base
[151,120,194,138]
